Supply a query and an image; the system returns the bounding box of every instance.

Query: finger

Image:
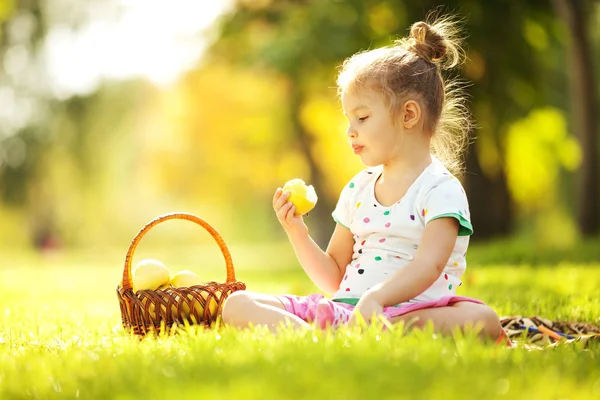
[277,201,291,221]
[277,201,293,223]
[274,191,291,211]
[272,188,283,208]
[351,311,367,328]
[348,315,355,327]
[286,205,297,223]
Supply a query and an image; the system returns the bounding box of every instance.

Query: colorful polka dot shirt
[331,156,473,306]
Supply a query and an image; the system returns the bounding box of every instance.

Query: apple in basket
[140,298,168,322]
[282,178,318,216]
[171,270,219,322]
[132,259,171,291]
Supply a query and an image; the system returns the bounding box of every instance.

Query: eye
[358,116,369,122]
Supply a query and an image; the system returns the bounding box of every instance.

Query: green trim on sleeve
[332,214,349,229]
[332,298,359,306]
[429,212,473,236]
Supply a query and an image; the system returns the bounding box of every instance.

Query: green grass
[1,243,599,400]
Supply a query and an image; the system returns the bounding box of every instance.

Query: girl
[222,16,505,341]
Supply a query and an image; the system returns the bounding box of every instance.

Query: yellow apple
[282,178,318,216]
[170,270,203,288]
[132,259,171,292]
[177,290,220,323]
[140,297,170,322]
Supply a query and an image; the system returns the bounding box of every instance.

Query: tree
[210,0,377,247]
[554,0,599,235]
[210,0,568,242]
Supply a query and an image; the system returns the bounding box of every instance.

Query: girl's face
[341,88,403,167]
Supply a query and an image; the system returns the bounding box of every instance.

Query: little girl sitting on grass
[222,15,505,342]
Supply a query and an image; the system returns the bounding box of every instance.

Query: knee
[476,306,503,340]
[221,291,256,324]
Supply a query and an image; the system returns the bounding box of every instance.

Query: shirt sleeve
[421,177,473,236]
[331,172,362,229]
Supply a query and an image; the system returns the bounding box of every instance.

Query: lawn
[1,241,599,399]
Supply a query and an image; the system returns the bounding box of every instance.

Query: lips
[352,145,364,154]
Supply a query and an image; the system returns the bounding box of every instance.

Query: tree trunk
[288,79,336,248]
[555,0,600,235]
[464,145,512,240]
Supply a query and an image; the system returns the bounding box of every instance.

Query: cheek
[373,127,397,146]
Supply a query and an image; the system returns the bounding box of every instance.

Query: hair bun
[407,21,447,63]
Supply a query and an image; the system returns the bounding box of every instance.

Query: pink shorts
[274,293,512,345]
[276,293,485,324]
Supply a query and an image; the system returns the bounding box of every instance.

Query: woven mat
[501,316,600,348]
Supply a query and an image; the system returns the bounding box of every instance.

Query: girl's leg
[389,301,503,340]
[221,290,311,332]
[314,298,353,329]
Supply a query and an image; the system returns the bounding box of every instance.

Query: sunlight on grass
[1,247,599,399]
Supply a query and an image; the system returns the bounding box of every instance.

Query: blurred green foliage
[0,0,598,256]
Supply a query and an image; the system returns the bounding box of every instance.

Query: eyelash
[358,116,369,122]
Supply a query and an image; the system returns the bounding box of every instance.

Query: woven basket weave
[116,212,246,335]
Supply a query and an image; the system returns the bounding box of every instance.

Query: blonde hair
[336,14,473,175]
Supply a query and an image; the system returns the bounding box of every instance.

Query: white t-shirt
[331,156,473,306]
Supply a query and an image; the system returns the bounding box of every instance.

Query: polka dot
[363,217,371,223]
[459,282,462,286]
[448,284,453,290]
[384,222,391,228]
[349,182,355,188]
[421,209,428,217]
[361,240,366,246]
[444,274,448,280]
[373,204,377,207]
[345,288,350,292]
[383,210,390,216]
[410,215,415,221]
[452,261,458,267]
[358,249,363,254]
[374,256,382,261]
[378,238,386,243]
[356,202,361,208]
[357,269,364,274]
[355,263,360,269]
[367,171,373,174]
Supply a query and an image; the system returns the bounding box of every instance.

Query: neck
[380,138,432,182]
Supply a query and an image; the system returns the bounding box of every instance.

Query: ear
[402,100,421,130]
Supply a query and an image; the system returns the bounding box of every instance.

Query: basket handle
[121,212,236,291]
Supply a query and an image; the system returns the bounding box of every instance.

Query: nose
[346,123,357,138]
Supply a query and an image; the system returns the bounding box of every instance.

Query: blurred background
[0,0,598,264]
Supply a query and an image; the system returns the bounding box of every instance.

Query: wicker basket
[116,212,246,335]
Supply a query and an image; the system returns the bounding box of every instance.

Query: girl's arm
[365,217,459,307]
[287,223,353,294]
[274,188,354,294]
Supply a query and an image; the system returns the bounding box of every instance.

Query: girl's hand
[273,188,309,239]
[349,291,384,327]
